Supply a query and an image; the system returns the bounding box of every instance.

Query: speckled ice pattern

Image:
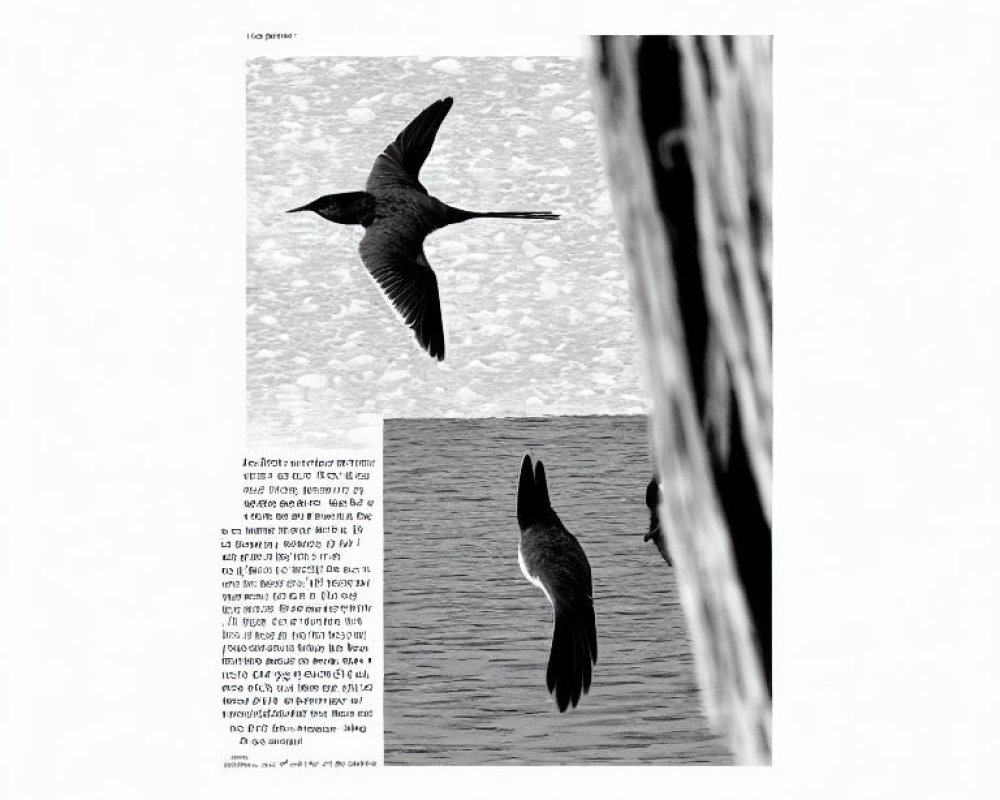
[247,57,647,448]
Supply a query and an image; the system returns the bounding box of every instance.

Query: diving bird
[516,454,597,712]
[644,477,672,566]
[288,97,560,360]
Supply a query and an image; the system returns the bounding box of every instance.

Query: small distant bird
[516,454,597,712]
[288,97,559,360]
[644,477,672,566]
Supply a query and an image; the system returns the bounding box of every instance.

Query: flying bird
[516,454,597,712]
[644,477,672,566]
[288,97,559,360]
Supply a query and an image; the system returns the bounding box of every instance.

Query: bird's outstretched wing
[366,97,454,195]
[517,455,598,712]
[358,223,445,360]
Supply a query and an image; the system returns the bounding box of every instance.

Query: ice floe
[275,383,304,399]
[455,386,482,403]
[347,107,376,124]
[521,241,541,258]
[479,352,517,369]
[296,374,328,389]
[539,281,560,299]
[430,59,463,75]
[347,354,376,366]
[331,62,356,77]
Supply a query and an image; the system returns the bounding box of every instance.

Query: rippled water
[383,415,731,765]
[246,56,646,448]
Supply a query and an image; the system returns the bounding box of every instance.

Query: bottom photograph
[383,414,731,765]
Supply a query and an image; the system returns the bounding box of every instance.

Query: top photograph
[246,56,647,447]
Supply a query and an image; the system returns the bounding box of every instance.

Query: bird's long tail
[546,605,597,712]
[469,210,560,221]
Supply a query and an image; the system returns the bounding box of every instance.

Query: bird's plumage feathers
[644,476,672,566]
[516,454,598,711]
[358,230,445,360]
[366,97,454,195]
[646,477,659,511]
[289,97,559,361]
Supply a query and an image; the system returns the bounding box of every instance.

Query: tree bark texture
[590,35,773,764]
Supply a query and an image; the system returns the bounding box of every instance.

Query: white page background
[3,1,1000,798]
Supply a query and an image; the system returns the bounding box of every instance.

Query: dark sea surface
[383,415,731,765]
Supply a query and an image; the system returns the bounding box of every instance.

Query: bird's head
[287,191,375,226]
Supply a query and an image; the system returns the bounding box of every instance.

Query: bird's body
[289,97,559,360]
[644,477,673,566]
[516,455,597,712]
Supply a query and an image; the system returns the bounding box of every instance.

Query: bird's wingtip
[426,340,444,361]
[533,460,550,508]
[516,454,536,528]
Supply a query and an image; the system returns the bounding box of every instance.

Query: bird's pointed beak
[287,204,311,213]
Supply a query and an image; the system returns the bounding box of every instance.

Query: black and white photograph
[5,2,1000,798]
[248,41,772,765]
[246,55,644,447]
[383,415,730,764]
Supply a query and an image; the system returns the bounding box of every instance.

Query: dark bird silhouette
[288,97,559,360]
[644,476,672,566]
[516,454,597,712]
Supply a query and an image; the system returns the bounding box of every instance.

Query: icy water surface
[383,415,731,765]
[247,57,645,447]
